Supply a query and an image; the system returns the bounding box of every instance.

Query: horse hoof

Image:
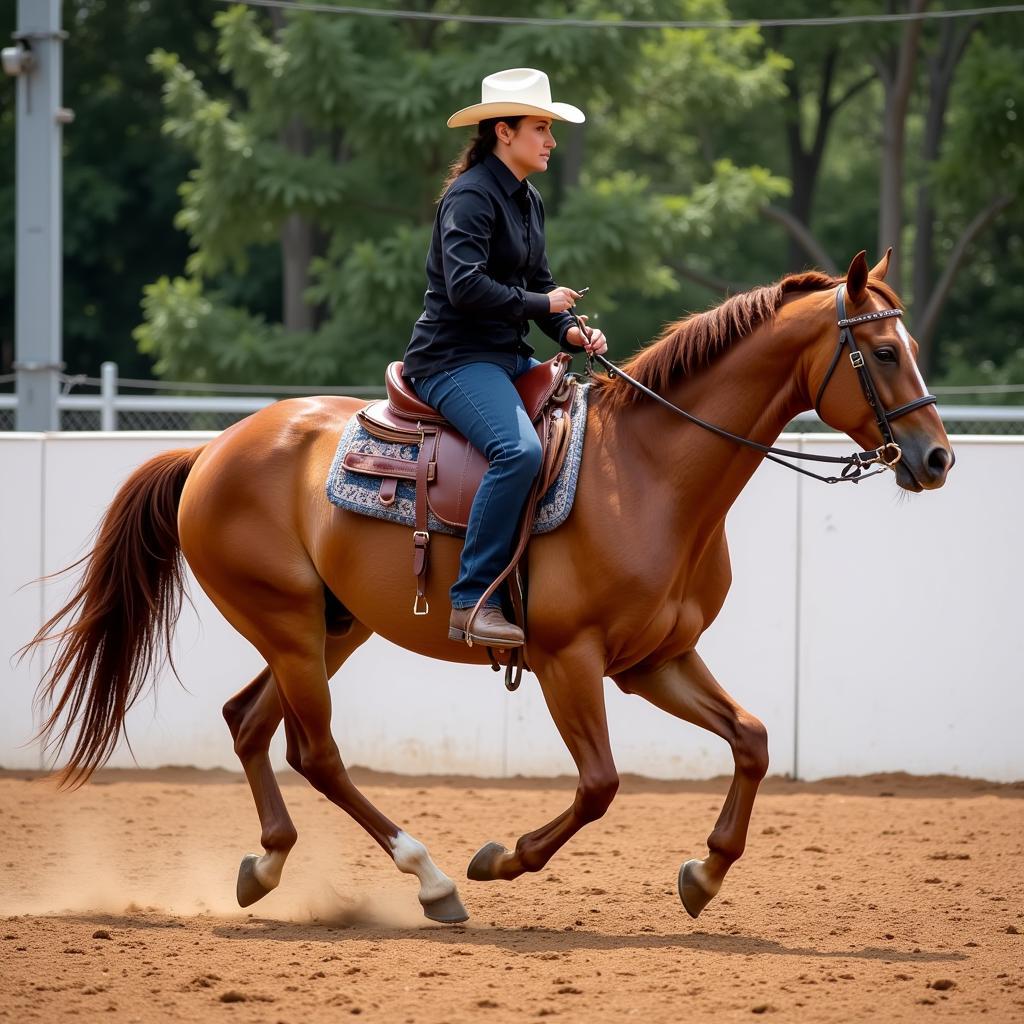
[678,859,716,919]
[467,841,508,881]
[421,889,470,924]
[236,853,273,908]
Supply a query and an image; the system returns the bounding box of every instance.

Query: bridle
[577,284,938,485]
[812,285,938,473]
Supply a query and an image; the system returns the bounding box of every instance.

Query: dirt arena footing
[1,769,1021,1022]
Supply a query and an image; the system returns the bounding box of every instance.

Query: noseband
[578,284,938,485]
[812,285,937,470]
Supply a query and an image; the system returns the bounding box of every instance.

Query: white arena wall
[1,431,1022,782]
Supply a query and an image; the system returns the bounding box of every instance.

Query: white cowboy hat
[447,68,586,129]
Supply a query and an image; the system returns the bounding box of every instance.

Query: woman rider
[402,68,608,650]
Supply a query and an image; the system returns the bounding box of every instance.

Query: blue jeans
[412,354,542,609]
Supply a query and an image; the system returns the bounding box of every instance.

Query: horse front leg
[468,643,618,882]
[615,650,769,918]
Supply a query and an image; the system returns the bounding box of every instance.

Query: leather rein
[575,284,937,485]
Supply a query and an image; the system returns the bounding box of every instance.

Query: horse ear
[845,250,869,303]
[869,247,893,280]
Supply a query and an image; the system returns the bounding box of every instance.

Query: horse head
[808,250,953,491]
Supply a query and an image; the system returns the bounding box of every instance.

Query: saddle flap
[428,429,488,527]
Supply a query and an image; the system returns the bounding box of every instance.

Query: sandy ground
[1,768,1022,1023]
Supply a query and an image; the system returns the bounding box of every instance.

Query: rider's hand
[565,316,608,356]
[547,286,582,313]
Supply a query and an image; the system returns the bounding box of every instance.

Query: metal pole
[11,0,66,431]
[100,361,117,431]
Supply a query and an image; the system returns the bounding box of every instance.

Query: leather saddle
[345,354,577,685]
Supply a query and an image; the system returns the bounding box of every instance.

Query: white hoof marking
[389,831,456,904]
[253,849,287,890]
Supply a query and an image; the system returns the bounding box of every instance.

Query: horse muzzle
[893,435,954,491]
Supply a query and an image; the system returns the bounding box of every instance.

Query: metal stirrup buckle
[413,593,429,616]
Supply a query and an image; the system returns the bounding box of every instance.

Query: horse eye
[874,347,898,364]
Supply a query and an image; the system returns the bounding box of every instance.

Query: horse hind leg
[282,679,468,922]
[615,650,769,919]
[223,668,294,906]
[234,591,468,924]
[223,614,372,907]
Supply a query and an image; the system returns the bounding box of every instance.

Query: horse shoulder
[624,526,734,668]
[688,524,732,624]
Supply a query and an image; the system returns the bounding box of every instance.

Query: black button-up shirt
[402,153,575,379]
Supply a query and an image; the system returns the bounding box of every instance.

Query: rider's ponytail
[438,116,524,199]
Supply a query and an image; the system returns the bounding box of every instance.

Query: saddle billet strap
[379,477,398,506]
[412,427,438,616]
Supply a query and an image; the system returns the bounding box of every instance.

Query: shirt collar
[484,152,528,198]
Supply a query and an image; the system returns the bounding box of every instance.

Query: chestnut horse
[30,251,952,924]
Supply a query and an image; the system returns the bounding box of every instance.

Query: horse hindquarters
[177,406,468,921]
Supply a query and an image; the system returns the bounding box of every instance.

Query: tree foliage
[0,1,223,377]
[134,0,789,384]
[2,1,1020,392]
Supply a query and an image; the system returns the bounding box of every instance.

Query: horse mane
[589,270,900,409]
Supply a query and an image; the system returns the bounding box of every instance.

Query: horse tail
[24,445,206,788]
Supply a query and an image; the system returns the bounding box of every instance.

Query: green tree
[135,0,789,384]
[0,1,223,378]
[731,0,1023,375]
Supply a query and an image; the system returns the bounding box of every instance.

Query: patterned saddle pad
[326,382,589,536]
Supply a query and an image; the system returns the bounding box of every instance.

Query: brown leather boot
[448,604,524,648]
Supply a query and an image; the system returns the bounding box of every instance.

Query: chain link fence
[789,409,1024,435]
[1,366,1022,434]
[53,408,269,432]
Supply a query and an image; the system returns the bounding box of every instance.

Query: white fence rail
[1,432,1023,782]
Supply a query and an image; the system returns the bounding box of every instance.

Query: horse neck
[606,304,821,536]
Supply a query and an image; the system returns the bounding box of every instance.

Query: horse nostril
[926,446,951,477]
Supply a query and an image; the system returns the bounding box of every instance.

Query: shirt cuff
[523,290,551,319]
[557,317,577,349]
